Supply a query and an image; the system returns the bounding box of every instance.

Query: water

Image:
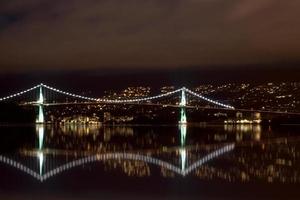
[0,124,300,199]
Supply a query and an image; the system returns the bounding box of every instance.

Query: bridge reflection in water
[1,124,300,183]
[0,124,235,181]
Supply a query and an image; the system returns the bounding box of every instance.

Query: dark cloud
[0,0,300,72]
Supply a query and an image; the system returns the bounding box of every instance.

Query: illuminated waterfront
[0,124,300,199]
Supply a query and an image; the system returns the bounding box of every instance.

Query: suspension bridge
[0,83,299,124]
[0,83,235,124]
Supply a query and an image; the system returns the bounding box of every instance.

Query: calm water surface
[0,124,300,199]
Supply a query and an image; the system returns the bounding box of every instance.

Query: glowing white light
[38,152,44,176]
[185,88,235,109]
[180,148,187,171]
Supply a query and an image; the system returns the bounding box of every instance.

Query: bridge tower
[179,88,187,124]
[36,85,45,124]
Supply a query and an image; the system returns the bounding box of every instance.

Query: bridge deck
[20,101,300,116]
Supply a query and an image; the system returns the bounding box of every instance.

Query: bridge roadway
[21,101,300,116]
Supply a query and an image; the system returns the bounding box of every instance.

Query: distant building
[236,112,243,119]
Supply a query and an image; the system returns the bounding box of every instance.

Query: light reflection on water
[0,124,300,184]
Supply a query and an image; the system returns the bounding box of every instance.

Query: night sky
[0,0,300,73]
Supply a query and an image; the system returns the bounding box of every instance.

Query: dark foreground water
[0,124,300,200]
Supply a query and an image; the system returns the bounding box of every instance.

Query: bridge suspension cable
[0,84,41,102]
[42,83,183,103]
[184,88,235,109]
[41,84,99,101]
[0,83,235,109]
[43,84,235,108]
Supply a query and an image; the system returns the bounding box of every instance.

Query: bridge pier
[36,85,45,124]
[179,88,187,124]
